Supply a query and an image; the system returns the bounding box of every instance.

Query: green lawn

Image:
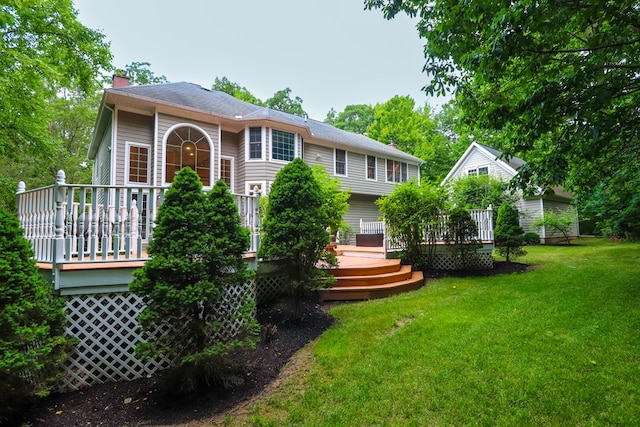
[244,238,640,426]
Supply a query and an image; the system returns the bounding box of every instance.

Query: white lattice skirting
[430,252,494,270]
[58,281,257,392]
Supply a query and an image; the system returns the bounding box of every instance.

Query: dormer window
[165,126,211,186]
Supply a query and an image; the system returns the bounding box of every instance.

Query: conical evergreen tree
[0,209,69,418]
[495,203,527,263]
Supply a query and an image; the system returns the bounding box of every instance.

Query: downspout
[110,107,118,186]
[217,125,222,182]
[153,109,158,187]
[539,197,546,242]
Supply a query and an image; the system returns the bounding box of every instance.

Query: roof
[92,82,423,164]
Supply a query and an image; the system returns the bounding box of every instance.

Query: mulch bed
[14,261,527,427]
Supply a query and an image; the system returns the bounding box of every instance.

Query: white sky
[73,0,448,121]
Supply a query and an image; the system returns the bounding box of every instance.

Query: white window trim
[467,164,490,176]
[365,155,377,181]
[220,155,235,193]
[246,180,268,196]
[269,128,299,164]
[245,126,266,162]
[162,122,214,189]
[385,159,409,183]
[334,148,348,177]
[124,141,151,186]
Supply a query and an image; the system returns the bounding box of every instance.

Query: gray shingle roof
[107,82,423,164]
[476,142,526,170]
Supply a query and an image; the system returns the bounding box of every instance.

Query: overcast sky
[73,0,449,121]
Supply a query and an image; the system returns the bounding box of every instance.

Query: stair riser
[320,277,424,301]
[329,264,400,277]
[333,271,413,287]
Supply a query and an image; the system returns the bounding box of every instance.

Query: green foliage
[448,174,517,211]
[266,87,307,117]
[130,169,258,393]
[523,232,540,245]
[324,104,375,134]
[0,209,70,418]
[533,210,576,245]
[258,159,336,314]
[311,165,351,235]
[117,61,168,85]
[0,0,111,158]
[443,207,483,268]
[338,223,355,245]
[494,203,527,262]
[376,181,446,269]
[212,76,264,106]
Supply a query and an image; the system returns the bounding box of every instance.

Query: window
[335,149,347,176]
[366,155,377,180]
[126,142,150,184]
[468,166,489,176]
[271,129,296,162]
[386,159,408,183]
[220,156,234,192]
[247,127,263,160]
[246,181,267,196]
[165,126,210,186]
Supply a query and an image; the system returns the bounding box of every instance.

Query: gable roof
[441,141,525,184]
[89,82,423,164]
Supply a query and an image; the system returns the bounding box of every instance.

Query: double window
[165,126,211,186]
[386,159,408,183]
[468,166,489,176]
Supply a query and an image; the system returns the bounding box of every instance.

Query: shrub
[0,209,70,419]
[131,169,258,394]
[533,209,575,244]
[523,232,540,245]
[448,174,518,211]
[377,181,446,270]
[495,203,527,262]
[259,159,336,316]
[312,164,351,239]
[443,207,483,269]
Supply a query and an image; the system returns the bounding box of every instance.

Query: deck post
[53,171,66,270]
[253,187,261,253]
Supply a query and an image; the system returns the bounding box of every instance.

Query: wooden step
[331,265,413,288]
[319,271,424,301]
[329,258,401,277]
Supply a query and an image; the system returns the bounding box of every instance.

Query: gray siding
[542,200,580,239]
[517,198,543,235]
[451,148,514,182]
[114,111,154,186]
[343,194,382,235]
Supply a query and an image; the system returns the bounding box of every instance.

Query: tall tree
[365,0,640,191]
[114,61,168,85]
[325,104,375,134]
[212,76,264,105]
[0,0,111,157]
[266,87,307,117]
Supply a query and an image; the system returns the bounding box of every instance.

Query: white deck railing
[16,170,261,264]
[358,208,494,253]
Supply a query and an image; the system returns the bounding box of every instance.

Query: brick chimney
[112,74,130,88]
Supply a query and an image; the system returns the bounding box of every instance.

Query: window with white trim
[366,155,377,180]
[246,127,264,160]
[126,142,150,185]
[165,126,211,185]
[386,159,408,183]
[335,148,347,176]
[220,156,234,192]
[271,129,296,162]
[246,181,267,196]
[468,166,489,176]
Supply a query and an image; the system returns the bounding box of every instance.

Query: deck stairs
[319,246,425,301]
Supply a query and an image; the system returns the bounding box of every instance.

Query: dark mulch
[14,260,527,427]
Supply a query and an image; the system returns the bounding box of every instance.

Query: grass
[238,238,640,426]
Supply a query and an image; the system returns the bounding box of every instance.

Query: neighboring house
[88,79,423,243]
[442,142,579,243]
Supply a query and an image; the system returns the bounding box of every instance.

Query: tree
[130,169,258,393]
[212,76,264,105]
[448,175,518,211]
[443,207,483,269]
[325,104,375,134]
[116,62,168,85]
[533,210,575,245]
[366,0,640,234]
[0,0,111,158]
[258,159,335,315]
[311,165,351,238]
[0,209,70,419]
[266,88,307,117]
[376,181,447,270]
[494,203,527,263]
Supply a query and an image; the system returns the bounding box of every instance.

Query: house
[88,79,424,242]
[442,142,579,243]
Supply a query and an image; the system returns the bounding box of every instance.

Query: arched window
[165,126,211,186]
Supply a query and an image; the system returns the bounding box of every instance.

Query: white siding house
[442,142,579,243]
